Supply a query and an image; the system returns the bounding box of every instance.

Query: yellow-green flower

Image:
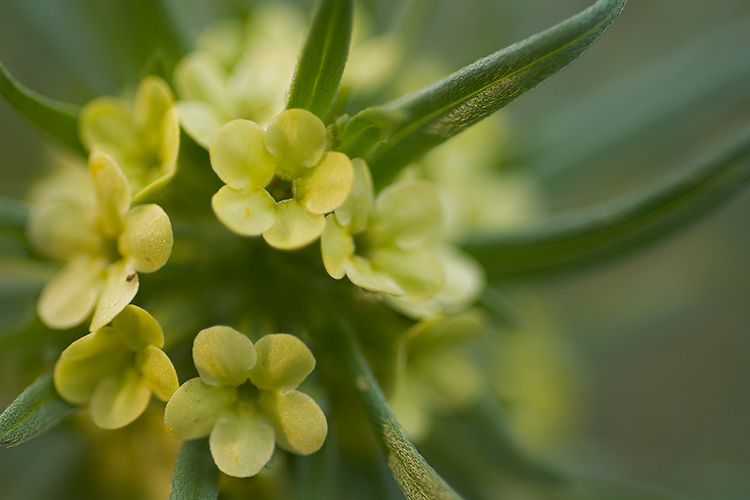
[79,75,180,201]
[164,327,327,478]
[28,153,174,331]
[210,108,354,249]
[388,312,486,442]
[321,159,444,301]
[54,305,179,429]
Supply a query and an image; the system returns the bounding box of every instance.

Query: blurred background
[1,0,749,499]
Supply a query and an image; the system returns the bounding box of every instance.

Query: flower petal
[370,248,444,301]
[118,204,174,273]
[27,200,99,261]
[132,76,174,136]
[89,259,139,332]
[260,389,327,455]
[320,214,354,280]
[249,334,315,391]
[174,51,234,114]
[262,200,324,250]
[210,119,275,190]
[133,107,181,202]
[295,152,353,215]
[176,100,228,149]
[90,367,152,429]
[136,345,179,401]
[193,326,256,387]
[212,186,276,236]
[334,158,373,231]
[37,255,106,330]
[89,152,131,238]
[264,109,326,172]
[164,377,235,440]
[371,179,442,249]
[209,407,275,478]
[54,328,131,404]
[111,304,165,350]
[79,97,137,155]
[345,256,405,296]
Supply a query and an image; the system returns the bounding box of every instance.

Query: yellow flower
[28,153,173,331]
[54,305,179,429]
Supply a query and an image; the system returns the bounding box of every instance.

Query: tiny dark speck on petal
[126,273,136,282]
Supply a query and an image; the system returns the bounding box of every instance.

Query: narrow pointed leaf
[0,62,85,156]
[323,315,463,500]
[339,0,626,187]
[464,127,750,280]
[287,0,353,119]
[0,372,77,448]
[168,438,220,500]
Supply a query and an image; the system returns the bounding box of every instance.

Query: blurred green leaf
[0,61,85,155]
[324,315,464,500]
[168,438,220,500]
[338,0,626,188]
[287,0,353,119]
[133,0,191,72]
[465,127,750,280]
[0,371,77,448]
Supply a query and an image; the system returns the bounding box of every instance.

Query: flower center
[266,177,295,203]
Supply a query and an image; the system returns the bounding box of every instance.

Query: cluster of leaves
[1,0,750,499]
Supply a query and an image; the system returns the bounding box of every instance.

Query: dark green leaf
[0,371,77,448]
[0,61,85,156]
[286,0,353,119]
[464,127,750,280]
[323,315,464,500]
[168,438,219,500]
[339,0,626,188]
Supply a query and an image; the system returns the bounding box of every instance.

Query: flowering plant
[1,0,749,499]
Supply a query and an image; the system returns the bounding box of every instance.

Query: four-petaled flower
[28,153,174,331]
[164,327,328,477]
[80,75,180,201]
[321,159,445,301]
[54,305,179,429]
[210,108,354,249]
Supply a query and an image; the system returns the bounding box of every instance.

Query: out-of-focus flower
[164,327,327,477]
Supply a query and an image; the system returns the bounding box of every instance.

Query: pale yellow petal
[132,75,174,135]
[320,214,354,280]
[371,179,442,249]
[262,200,324,250]
[260,389,327,455]
[90,367,152,429]
[345,256,404,296]
[176,100,228,149]
[132,107,181,201]
[79,97,137,155]
[118,204,174,273]
[37,255,106,330]
[111,304,165,350]
[174,51,234,114]
[89,260,139,332]
[264,109,326,171]
[137,345,179,401]
[210,119,275,190]
[431,245,486,309]
[212,186,276,236]
[164,377,235,440]
[295,152,353,215]
[249,334,315,391]
[193,326,256,387]
[27,201,98,261]
[209,407,275,478]
[89,152,131,238]
[334,158,373,231]
[370,248,443,301]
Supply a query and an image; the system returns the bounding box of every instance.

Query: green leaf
[323,315,464,500]
[286,0,353,119]
[168,438,220,500]
[339,0,626,188]
[0,61,85,156]
[464,127,750,280]
[0,371,77,448]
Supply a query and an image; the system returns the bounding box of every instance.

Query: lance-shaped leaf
[464,128,750,280]
[287,0,353,119]
[0,372,77,448]
[324,315,464,500]
[168,438,220,500]
[0,61,85,156]
[338,0,626,187]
